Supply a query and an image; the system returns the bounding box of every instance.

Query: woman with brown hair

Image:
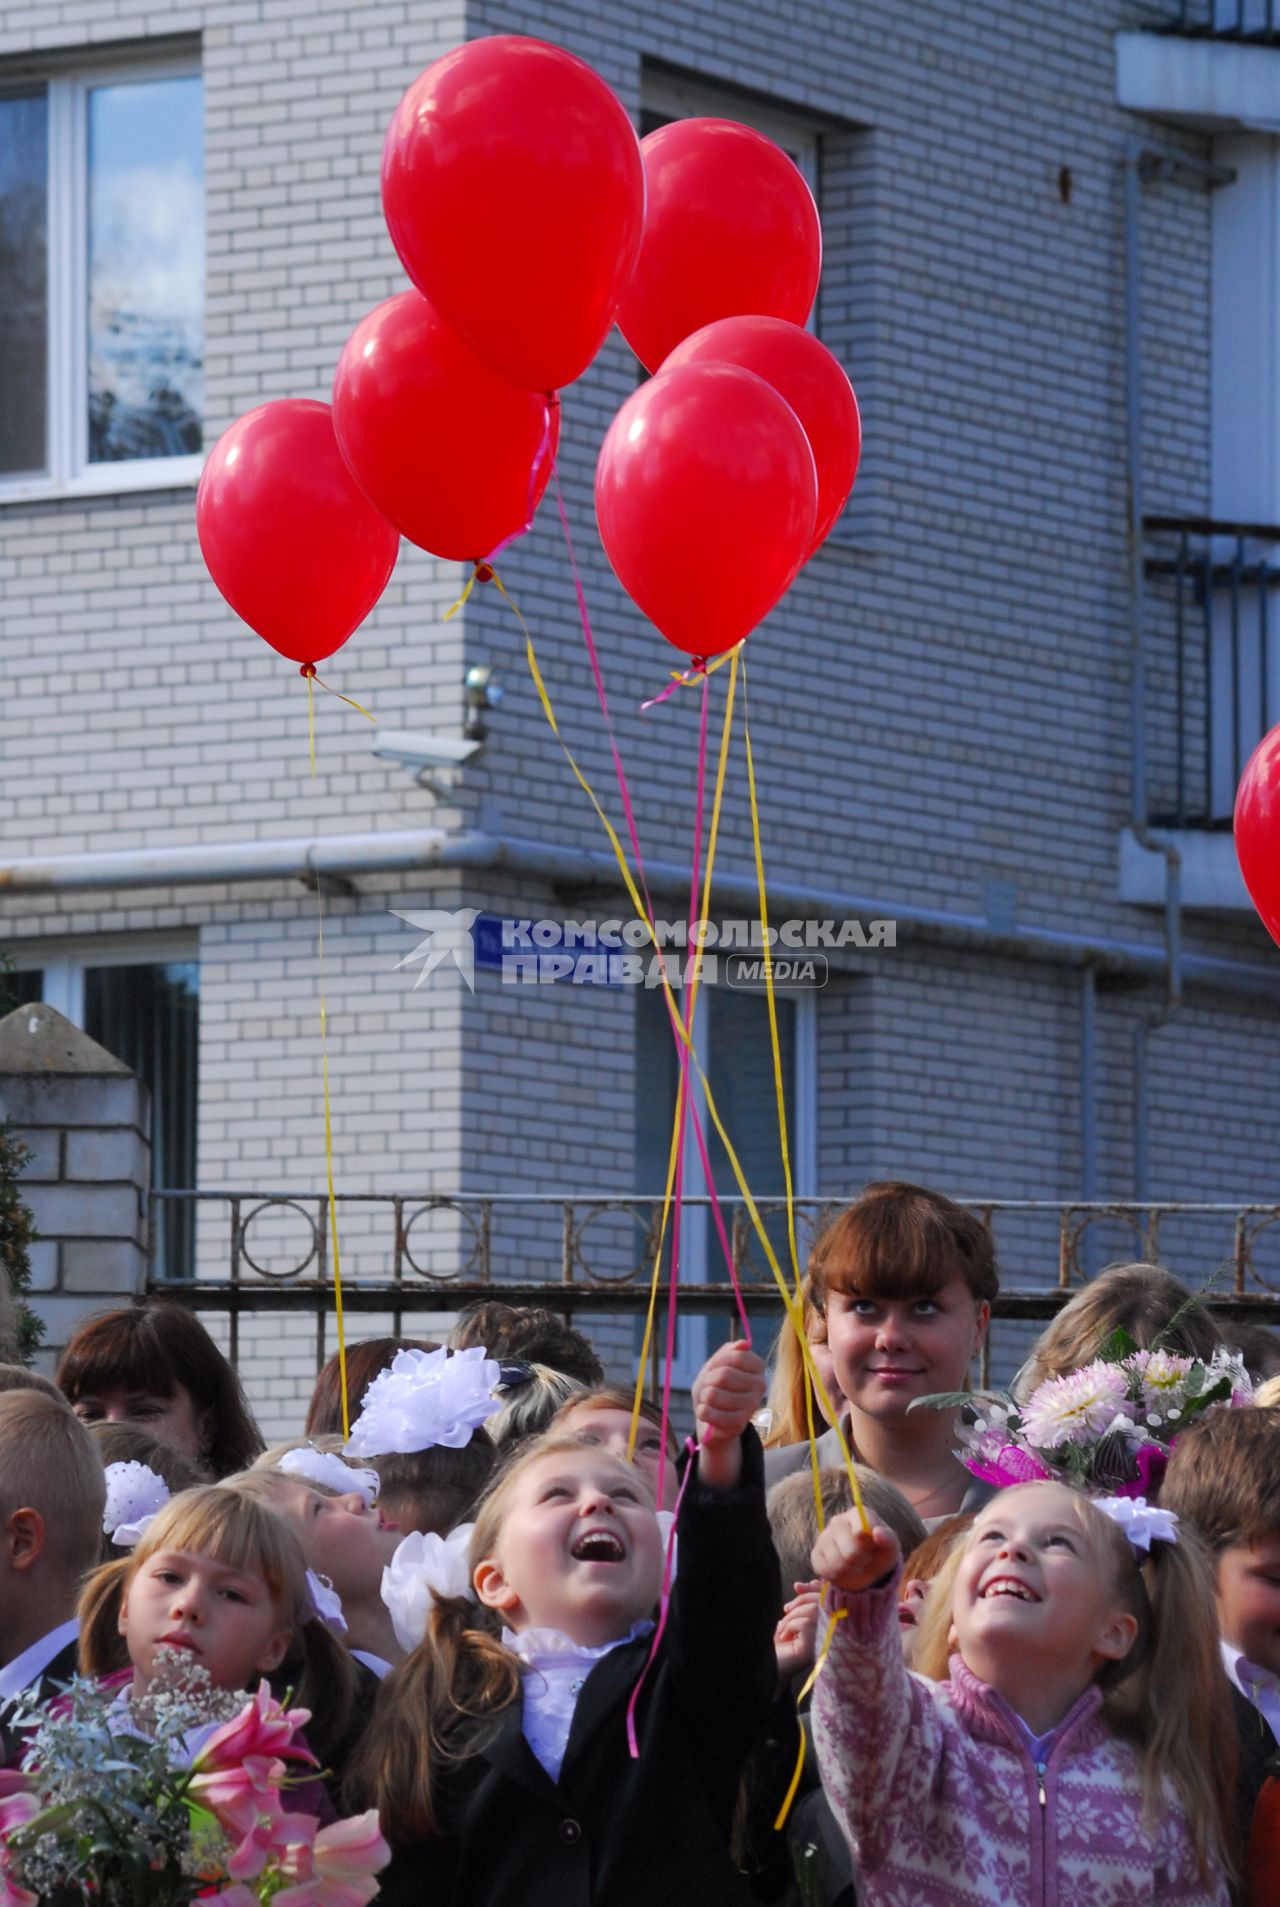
[765,1182,998,1525]
[57,1302,264,1478]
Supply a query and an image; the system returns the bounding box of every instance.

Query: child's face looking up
[1215,1532,1280,1677]
[474,1448,664,1649]
[953,1485,1137,1697]
[270,1479,403,1602]
[559,1403,680,1508]
[119,1547,292,1693]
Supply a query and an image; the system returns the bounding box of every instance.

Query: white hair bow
[305,1568,349,1635]
[1094,1495,1179,1553]
[344,1347,499,1457]
[278,1445,381,1507]
[103,1461,171,1548]
[381,1524,477,1652]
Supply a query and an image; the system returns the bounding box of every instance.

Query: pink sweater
[811,1576,1229,1907]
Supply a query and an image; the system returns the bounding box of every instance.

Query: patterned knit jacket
[811,1573,1229,1907]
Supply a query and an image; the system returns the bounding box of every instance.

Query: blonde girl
[810,1481,1235,1906]
[349,1340,781,1907]
[78,1484,358,1766]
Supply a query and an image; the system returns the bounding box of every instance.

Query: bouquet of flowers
[0,1658,388,1907]
[917,1332,1252,1497]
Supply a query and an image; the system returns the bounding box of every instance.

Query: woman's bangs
[58,1318,176,1403]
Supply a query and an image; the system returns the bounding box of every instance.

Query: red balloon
[196,399,399,667]
[662,317,859,559]
[381,36,644,393]
[595,361,817,658]
[332,291,559,563]
[617,120,822,374]
[1235,722,1280,946]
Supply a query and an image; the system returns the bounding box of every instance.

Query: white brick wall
[4,0,1279,1434]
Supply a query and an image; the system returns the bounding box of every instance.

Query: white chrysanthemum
[1126,1348,1195,1411]
[1018,1362,1129,1449]
[344,1345,500,1457]
[382,1524,476,1652]
[102,1461,170,1538]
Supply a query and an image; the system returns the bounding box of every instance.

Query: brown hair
[305,1338,438,1439]
[0,1363,64,1401]
[78,1485,357,1759]
[347,1433,648,1838]
[449,1302,604,1386]
[56,1304,264,1477]
[1014,1264,1222,1402]
[910,1484,1236,1884]
[552,1385,680,1457]
[1161,1407,1280,1554]
[809,1183,998,1308]
[1224,1321,1280,1386]
[900,1512,975,1590]
[256,1431,498,1542]
[767,1466,926,1593]
[0,1390,105,1582]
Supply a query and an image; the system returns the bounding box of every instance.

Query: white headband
[103,1461,171,1549]
[278,1445,381,1507]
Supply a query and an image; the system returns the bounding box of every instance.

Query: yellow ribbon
[773,1605,848,1831]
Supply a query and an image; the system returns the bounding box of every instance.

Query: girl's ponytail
[77,1554,133,1675]
[284,1614,358,1763]
[344,1593,520,1842]
[1102,1525,1238,1886]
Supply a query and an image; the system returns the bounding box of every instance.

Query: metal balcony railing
[1144,0,1280,42]
[1143,514,1280,828]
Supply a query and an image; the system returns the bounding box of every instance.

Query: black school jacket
[376,1429,780,1907]
[0,1635,80,1766]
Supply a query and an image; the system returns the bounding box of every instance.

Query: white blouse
[502,1621,655,1782]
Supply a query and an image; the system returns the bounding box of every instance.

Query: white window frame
[0,54,204,507]
[10,932,198,1027]
[661,985,816,1383]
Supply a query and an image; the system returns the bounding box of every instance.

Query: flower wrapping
[344,1345,500,1457]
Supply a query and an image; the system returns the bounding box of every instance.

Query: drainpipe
[1125,142,1184,1198]
[1081,967,1098,1272]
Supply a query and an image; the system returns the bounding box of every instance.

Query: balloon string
[299,662,376,725]
[773,1604,849,1832]
[625,1434,698,1759]
[302,669,350,1440]
[640,642,744,714]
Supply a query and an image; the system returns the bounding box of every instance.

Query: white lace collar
[502,1619,654,1666]
[501,1619,655,1784]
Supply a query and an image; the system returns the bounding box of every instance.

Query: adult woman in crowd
[764,1182,997,1526]
[56,1301,264,1477]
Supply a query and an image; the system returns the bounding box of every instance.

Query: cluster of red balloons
[196,33,860,669]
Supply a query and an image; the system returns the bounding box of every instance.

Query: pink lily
[272,1810,390,1907]
[189,1754,289,1837]
[191,1683,315,1771]
[227,1808,316,1883]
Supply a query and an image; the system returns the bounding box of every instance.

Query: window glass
[84,960,198,1277]
[87,75,202,463]
[0,967,43,1013]
[0,91,49,476]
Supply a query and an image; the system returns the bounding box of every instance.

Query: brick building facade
[2,0,1278,1434]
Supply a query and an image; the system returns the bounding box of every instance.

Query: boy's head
[767,1464,926,1594]
[1161,1406,1280,1674]
[449,1302,605,1388]
[0,1390,106,1643]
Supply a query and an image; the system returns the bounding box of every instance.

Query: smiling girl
[349,1341,781,1907]
[766,1184,998,1524]
[809,1481,1236,1906]
[77,1485,358,1770]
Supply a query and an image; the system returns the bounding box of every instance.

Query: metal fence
[146,1189,1280,1385]
[1143,514,1280,827]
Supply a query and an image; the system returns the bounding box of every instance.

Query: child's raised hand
[774,1579,824,1688]
[810,1513,901,1594]
[691,1339,767,1489]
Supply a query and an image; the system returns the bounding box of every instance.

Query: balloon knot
[300,663,317,678]
[691,655,709,674]
[474,562,495,585]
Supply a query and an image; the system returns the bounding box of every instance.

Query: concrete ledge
[1117,31,1280,131]
[1118,827,1252,909]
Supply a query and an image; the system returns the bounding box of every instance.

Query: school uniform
[0,1619,80,1765]
[376,1429,780,1907]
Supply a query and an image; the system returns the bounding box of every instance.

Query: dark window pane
[88,75,203,463]
[0,967,43,1014]
[0,91,48,476]
[84,961,198,1278]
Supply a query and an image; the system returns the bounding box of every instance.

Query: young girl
[228,1465,407,1676]
[552,1383,682,1507]
[809,1480,1236,1905]
[78,1485,358,1777]
[765,1182,998,1525]
[348,1340,781,1906]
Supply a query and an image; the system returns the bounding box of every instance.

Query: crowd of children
[1,1179,1278,1905]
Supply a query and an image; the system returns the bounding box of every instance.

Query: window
[0,55,203,500]
[10,942,198,1278]
[634,982,816,1380]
